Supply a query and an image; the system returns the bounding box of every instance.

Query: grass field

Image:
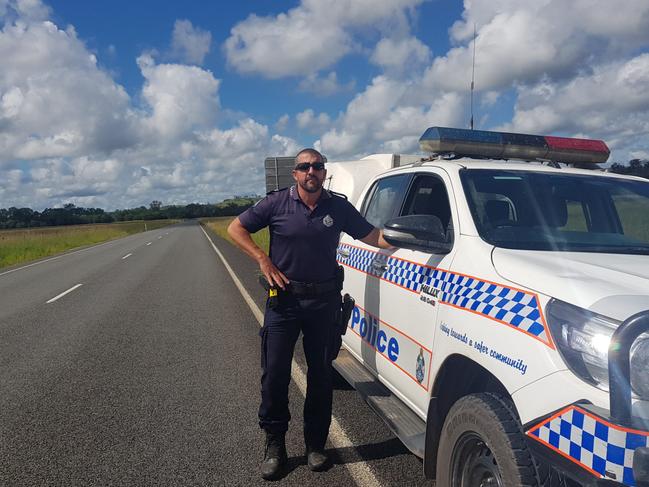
[0,220,178,269]
[203,216,270,253]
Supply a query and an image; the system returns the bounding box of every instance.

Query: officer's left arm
[359,227,395,249]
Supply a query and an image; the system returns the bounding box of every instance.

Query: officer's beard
[299,176,323,194]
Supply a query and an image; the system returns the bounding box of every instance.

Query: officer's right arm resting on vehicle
[360,227,394,249]
[227,217,394,290]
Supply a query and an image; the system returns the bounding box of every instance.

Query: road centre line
[146,242,152,246]
[199,225,381,487]
[122,253,132,260]
[46,283,83,304]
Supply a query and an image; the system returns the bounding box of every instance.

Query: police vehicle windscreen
[460,169,649,254]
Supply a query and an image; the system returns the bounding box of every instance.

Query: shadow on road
[330,437,414,465]
[267,437,415,481]
[332,369,354,390]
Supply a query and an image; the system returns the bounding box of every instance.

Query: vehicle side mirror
[383,215,452,254]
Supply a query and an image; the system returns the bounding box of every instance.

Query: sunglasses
[294,162,325,172]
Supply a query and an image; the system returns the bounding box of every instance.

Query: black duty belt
[289,278,338,297]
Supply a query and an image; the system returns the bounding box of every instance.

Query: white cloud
[137,54,220,139]
[0,19,136,163]
[316,0,649,162]
[275,114,289,132]
[0,0,50,22]
[504,54,649,162]
[428,0,649,94]
[296,109,331,133]
[0,2,300,210]
[318,76,464,158]
[223,0,424,78]
[170,19,211,65]
[298,71,354,96]
[370,36,430,74]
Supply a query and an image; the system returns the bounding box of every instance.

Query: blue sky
[1,0,648,210]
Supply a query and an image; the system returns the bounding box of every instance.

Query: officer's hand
[258,254,289,290]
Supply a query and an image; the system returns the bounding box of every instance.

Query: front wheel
[436,393,563,487]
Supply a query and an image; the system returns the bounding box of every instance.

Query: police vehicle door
[338,173,411,375]
[377,170,457,415]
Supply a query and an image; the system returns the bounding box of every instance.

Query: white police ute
[325,127,649,487]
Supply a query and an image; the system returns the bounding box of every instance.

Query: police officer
[228,148,392,480]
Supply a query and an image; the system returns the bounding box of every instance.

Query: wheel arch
[423,353,514,479]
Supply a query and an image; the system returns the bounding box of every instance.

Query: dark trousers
[258,291,340,449]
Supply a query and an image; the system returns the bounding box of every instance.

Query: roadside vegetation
[0,220,177,269]
[0,197,260,230]
[203,217,270,253]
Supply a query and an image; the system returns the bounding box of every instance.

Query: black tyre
[436,393,565,487]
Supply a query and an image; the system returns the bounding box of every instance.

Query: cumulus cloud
[318,76,464,158]
[316,0,649,160]
[170,19,211,65]
[504,54,649,161]
[0,2,299,210]
[223,0,424,78]
[137,54,220,139]
[0,19,136,163]
[370,36,431,75]
[296,109,331,133]
[427,0,649,93]
[298,71,354,96]
[275,114,289,132]
[0,0,50,22]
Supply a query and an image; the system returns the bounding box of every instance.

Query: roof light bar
[419,127,610,164]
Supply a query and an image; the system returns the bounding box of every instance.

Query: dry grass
[0,220,177,269]
[203,216,270,253]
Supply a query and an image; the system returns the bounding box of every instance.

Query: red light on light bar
[544,136,609,153]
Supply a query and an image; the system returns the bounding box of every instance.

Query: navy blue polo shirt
[239,185,373,283]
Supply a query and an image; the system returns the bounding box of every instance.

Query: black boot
[306,446,329,472]
[261,432,287,480]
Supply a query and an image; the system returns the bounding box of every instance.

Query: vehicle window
[563,200,588,231]
[362,174,410,228]
[611,186,649,243]
[401,175,453,240]
[461,169,649,254]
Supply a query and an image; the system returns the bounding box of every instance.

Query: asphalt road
[0,220,433,486]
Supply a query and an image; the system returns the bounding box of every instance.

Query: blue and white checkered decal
[528,405,649,486]
[337,243,551,347]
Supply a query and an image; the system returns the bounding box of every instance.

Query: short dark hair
[295,148,325,164]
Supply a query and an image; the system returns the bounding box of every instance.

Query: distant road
[0,220,431,486]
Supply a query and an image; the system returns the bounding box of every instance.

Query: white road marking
[146,242,152,246]
[122,253,132,260]
[200,225,381,487]
[46,283,83,304]
[157,236,162,239]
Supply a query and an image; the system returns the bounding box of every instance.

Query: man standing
[228,148,392,480]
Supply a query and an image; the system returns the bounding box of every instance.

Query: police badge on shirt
[322,214,334,227]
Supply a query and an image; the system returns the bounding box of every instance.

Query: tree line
[609,159,649,179]
[0,197,260,229]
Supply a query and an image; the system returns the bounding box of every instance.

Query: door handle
[372,261,389,272]
[337,248,350,258]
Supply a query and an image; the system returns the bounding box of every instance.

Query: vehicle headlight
[547,299,649,400]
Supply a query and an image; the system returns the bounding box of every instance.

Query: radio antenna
[470,23,476,130]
